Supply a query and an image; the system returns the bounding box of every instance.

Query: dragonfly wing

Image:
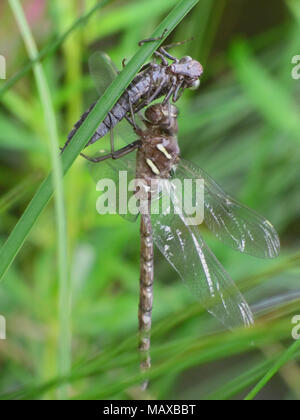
[88,152,138,222]
[175,159,280,259]
[151,180,254,330]
[89,51,119,97]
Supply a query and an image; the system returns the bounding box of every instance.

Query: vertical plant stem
[9,0,71,399]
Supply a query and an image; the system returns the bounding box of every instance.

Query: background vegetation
[0,0,299,400]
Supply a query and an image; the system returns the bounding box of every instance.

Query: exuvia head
[170,56,203,89]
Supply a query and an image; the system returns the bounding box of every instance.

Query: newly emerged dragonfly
[60,33,203,153]
[82,102,280,388]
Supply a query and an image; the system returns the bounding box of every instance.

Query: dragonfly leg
[132,77,165,115]
[162,76,177,104]
[153,51,168,66]
[149,39,193,64]
[60,135,72,154]
[80,140,141,163]
[138,28,168,46]
[126,94,138,130]
[80,152,111,163]
[157,47,179,63]
[139,29,169,65]
[111,61,137,130]
[111,140,141,159]
[113,60,137,129]
[107,113,115,156]
[162,38,194,52]
[143,80,165,108]
[107,110,136,154]
[141,68,164,107]
[172,80,184,102]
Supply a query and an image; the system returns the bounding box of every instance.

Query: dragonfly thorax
[137,133,180,182]
[144,103,178,136]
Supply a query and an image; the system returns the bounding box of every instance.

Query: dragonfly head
[170,56,203,90]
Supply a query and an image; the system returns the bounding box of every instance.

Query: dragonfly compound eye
[189,79,200,90]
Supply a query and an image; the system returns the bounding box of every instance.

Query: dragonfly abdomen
[62,65,170,153]
[139,202,154,386]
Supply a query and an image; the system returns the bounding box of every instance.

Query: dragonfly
[60,32,203,154]
[82,101,280,389]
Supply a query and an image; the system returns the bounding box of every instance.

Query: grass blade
[245,339,300,400]
[9,0,71,398]
[230,40,300,138]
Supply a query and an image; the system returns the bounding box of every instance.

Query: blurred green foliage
[0,0,300,400]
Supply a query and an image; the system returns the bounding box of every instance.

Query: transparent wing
[88,151,138,223]
[89,51,119,96]
[174,159,280,259]
[151,180,254,330]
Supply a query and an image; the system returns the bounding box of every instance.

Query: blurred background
[0,0,300,400]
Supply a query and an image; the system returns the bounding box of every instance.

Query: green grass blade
[245,339,300,400]
[0,173,41,214]
[0,0,111,97]
[207,359,273,400]
[86,0,179,39]
[0,0,200,279]
[8,0,71,398]
[207,347,300,400]
[230,40,300,138]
